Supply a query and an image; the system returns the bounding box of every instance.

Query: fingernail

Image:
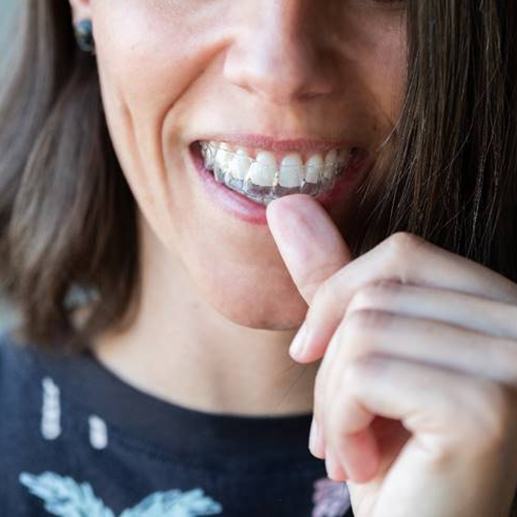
[289,323,307,359]
[325,450,340,480]
[308,418,318,454]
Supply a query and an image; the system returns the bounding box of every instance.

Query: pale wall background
[0,0,20,331]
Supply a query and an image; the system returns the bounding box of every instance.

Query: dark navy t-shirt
[0,329,354,516]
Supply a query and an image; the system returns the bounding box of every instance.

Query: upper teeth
[200,141,350,189]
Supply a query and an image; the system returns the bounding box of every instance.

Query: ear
[67,0,92,24]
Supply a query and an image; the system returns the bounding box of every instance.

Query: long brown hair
[1,0,517,359]
[0,1,139,350]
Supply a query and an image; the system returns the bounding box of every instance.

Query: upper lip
[194,133,359,154]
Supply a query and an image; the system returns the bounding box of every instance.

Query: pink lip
[189,141,372,226]
[195,133,357,154]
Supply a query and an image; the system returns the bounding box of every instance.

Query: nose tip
[224,43,335,104]
[223,6,337,105]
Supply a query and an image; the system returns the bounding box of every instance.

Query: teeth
[231,148,252,180]
[199,140,352,204]
[324,149,338,180]
[279,154,304,188]
[201,142,217,169]
[305,154,324,184]
[337,148,350,166]
[247,151,277,187]
[215,143,232,168]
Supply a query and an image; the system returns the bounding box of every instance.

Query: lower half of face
[91,0,407,330]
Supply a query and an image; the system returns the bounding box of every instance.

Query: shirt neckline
[26,335,318,464]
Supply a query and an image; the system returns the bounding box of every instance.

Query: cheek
[91,3,208,112]
[342,11,407,128]
[89,2,219,232]
[367,36,407,123]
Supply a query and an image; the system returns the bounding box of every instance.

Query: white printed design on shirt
[19,471,223,516]
[311,477,351,517]
[41,377,61,440]
[89,415,109,449]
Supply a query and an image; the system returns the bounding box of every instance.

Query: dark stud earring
[74,19,95,54]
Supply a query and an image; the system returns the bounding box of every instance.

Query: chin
[195,273,308,331]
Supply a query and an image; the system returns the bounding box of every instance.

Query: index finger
[266,194,352,304]
[295,231,517,362]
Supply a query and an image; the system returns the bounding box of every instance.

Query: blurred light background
[0,0,17,62]
[1,0,20,332]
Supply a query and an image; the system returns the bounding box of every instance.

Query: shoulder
[0,328,36,381]
[0,330,33,376]
[0,328,73,408]
[0,328,91,411]
[0,328,43,405]
[0,327,81,389]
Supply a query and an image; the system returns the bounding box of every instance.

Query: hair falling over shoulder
[0,2,140,351]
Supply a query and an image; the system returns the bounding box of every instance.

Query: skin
[267,196,517,515]
[67,0,517,515]
[67,0,405,415]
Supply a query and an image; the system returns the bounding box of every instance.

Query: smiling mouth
[195,140,369,206]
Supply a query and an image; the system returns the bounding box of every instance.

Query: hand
[266,194,517,517]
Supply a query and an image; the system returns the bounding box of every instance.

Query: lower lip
[189,141,371,225]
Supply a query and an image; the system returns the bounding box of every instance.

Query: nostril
[223,34,336,105]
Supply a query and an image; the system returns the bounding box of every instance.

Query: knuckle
[375,279,402,290]
[345,308,393,335]
[348,281,401,313]
[342,310,392,358]
[388,231,422,250]
[383,232,423,269]
[342,357,380,392]
[342,358,364,385]
[311,276,337,310]
[348,285,381,313]
[422,439,459,470]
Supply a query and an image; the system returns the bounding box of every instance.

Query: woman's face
[76,0,407,330]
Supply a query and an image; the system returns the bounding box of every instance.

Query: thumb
[266,194,352,305]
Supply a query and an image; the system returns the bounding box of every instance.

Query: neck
[90,214,318,417]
